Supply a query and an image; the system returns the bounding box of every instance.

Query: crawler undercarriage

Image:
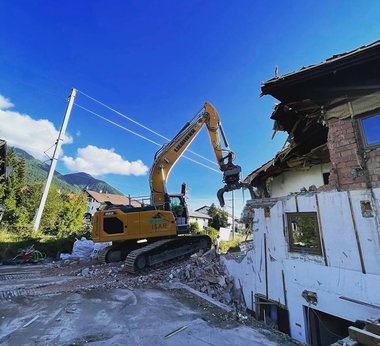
[99,235,211,274]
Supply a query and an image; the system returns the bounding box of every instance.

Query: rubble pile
[167,252,245,311]
[46,251,247,315]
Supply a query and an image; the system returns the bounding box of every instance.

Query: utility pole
[232,190,235,240]
[33,88,77,231]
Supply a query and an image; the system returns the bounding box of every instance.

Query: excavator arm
[149,102,256,208]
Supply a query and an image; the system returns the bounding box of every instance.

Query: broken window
[322,172,330,185]
[287,212,322,255]
[359,113,380,147]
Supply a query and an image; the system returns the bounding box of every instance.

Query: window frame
[286,212,322,256]
[358,113,380,148]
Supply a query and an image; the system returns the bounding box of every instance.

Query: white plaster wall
[318,192,362,271]
[188,217,209,229]
[349,190,380,275]
[223,188,380,344]
[87,199,101,215]
[271,164,331,197]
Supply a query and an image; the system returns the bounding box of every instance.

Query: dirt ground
[0,258,300,345]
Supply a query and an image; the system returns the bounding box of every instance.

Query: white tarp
[219,227,231,241]
[59,237,111,260]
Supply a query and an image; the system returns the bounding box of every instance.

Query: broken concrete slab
[0,288,291,346]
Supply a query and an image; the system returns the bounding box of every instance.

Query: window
[360,114,380,147]
[169,196,185,217]
[287,212,322,255]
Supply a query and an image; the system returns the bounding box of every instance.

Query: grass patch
[0,229,90,263]
[219,233,252,254]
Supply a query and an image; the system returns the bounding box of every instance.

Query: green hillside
[61,172,123,195]
[14,148,122,194]
[15,148,77,191]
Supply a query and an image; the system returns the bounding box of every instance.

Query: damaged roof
[262,40,380,98]
[246,40,380,187]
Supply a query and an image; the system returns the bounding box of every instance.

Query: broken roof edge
[261,40,380,95]
[244,143,330,187]
[243,157,276,185]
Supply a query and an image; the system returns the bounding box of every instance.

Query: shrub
[189,222,201,234]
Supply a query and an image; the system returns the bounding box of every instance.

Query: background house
[85,190,141,216]
[223,41,380,345]
[188,210,212,229]
[195,205,236,227]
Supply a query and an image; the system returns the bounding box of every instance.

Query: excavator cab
[168,194,189,234]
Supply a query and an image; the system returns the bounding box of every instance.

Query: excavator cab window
[169,196,188,231]
[169,196,185,217]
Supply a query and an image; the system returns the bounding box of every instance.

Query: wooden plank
[315,194,328,266]
[347,191,366,274]
[366,321,380,336]
[281,270,287,307]
[264,234,268,300]
[348,326,380,346]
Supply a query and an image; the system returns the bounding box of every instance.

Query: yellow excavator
[92,103,255,273]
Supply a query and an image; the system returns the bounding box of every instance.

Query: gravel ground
[0,256,301,345]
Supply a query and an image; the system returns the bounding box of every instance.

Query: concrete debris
[167,253,247,314]
[81,268,91,277]
[46,252,248,318]
[1,256,300,346]
[239,241,253,252]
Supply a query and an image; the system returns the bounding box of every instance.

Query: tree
[56,192,87,237]
[1,148,28,228]
[0,148,89,238]
[207,203,228,230]
[189,221,200,234]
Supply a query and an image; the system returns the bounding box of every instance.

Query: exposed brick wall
[326,117,380,190]
[327,117,366,190]
[365,148,380,188]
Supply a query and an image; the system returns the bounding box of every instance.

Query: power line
[74,103,221,174]
[76,89,218,166]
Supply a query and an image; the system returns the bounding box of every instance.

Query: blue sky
[0,1,379,215]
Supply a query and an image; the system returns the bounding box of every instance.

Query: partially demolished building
[224,41,380,345]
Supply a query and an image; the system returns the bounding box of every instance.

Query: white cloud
[0,94,73,160]
[62,145,149,176]
[0,95,14,109]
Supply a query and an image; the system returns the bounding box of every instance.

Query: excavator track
[125,235,211,274]
[97,245,130,264]
[97,245,114,264]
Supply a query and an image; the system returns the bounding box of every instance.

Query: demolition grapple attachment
[217,163,256,208]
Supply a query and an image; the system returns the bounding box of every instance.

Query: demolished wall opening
[304,306,352,346]
[255,294,290,336]
[322,172,330,185]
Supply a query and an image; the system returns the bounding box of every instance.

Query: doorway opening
[304,306,352,346]
[255,294,290,335]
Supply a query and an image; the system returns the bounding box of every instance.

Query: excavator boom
[149,102,255,208]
